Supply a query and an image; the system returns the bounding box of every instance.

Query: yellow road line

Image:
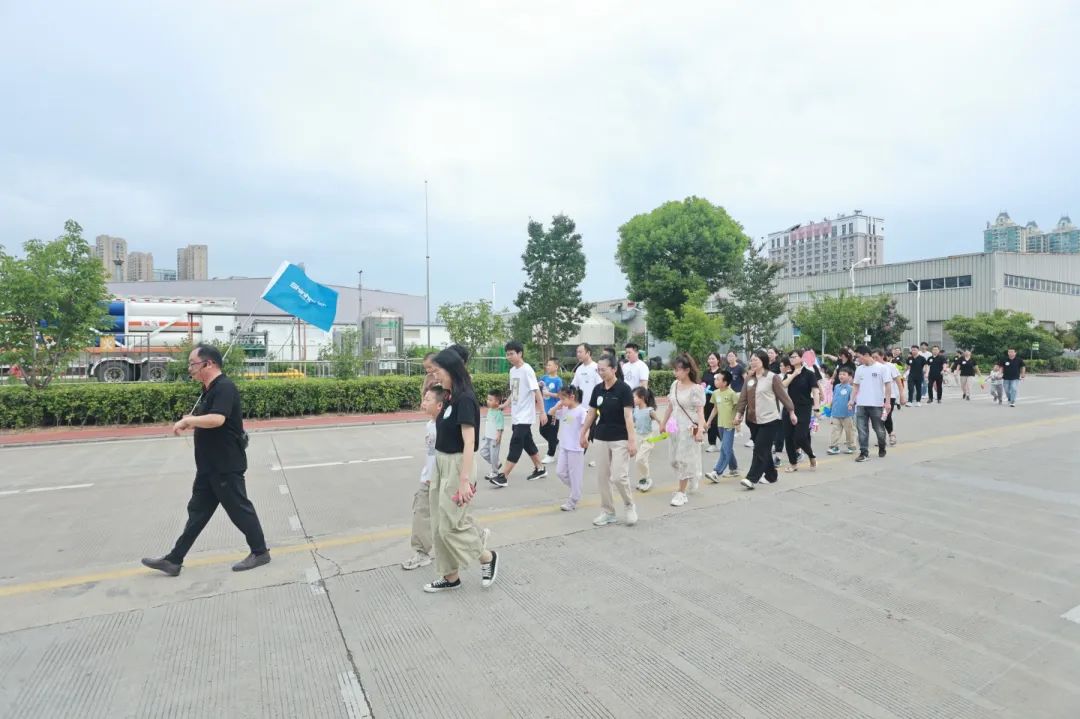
[0,413,1073,599]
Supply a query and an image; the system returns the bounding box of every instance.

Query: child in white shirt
[552,386,588,511]
[402,385,443,570]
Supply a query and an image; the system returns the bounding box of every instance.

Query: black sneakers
[526,466,547,481]
[141,557,181,576]
[878,446,887,458]
[423,577,462,593]
[481,551,498,588]
[489,473,508,488]
[232,552,271,572]
[855,453,869,463]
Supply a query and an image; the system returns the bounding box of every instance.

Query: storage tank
[106,296,237,347]
[361,309,404,358]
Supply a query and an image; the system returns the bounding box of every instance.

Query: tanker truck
[87,296,241,382]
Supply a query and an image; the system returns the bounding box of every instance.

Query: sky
[2,1,1079,310]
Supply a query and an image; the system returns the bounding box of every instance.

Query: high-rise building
[984,212,1079,254]
[767,210,885,278]
[177,244,209,280]
[152,268,178,281]
[93,235,129,281]
[126,252,154,281]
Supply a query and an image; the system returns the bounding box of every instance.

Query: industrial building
[106,277,448,360]
[773,251,1080,351]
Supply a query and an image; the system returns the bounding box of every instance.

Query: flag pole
[425,180,431,348]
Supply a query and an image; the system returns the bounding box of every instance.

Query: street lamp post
[849,257,871,294]
[906,277,921,345]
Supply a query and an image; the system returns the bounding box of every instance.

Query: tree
[318,328,364,379]
[616,197,749,340]
[944,310,1063,358]
[0,220,110,388]
[667,290,729,364]
[790,292,911,352]
[717,242,786,356]
[513,215,590,357]
[436,300,505,357]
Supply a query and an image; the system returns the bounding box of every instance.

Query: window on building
[957,275,971,287]
[945,276,957,288]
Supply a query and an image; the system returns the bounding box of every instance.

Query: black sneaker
[878,446,887,458]
[764,474,779,484]
[772,454,781,468]
[423,577,462,593]
[855,453,869,462]
[526,467,547,481]
[490,473,508,488]
[481,551,498,588]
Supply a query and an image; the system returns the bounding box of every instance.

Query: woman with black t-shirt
[781,350,820,471]
[953,349,979,400]
[423,348,498,593]
[581,353,638,528]
[702,352,722,452]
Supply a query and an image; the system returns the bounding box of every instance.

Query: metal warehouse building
[774,252,1080,351]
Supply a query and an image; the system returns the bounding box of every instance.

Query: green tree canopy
[0,220,110,388]
[716,242,786,355]
[436,300,505,357]
[667,290,729,365]
[791,292,911,352]
[616,197,749,340]
[944,310,1063,358]
[513,214,590,357]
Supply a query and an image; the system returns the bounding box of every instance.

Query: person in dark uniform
[142,344,270,576]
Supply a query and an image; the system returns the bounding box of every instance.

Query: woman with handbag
[735,349,797,490]
[660,354,707,507]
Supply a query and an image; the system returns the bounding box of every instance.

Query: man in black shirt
[926,345,948,404]
[905,346,927,405]
[142,344,269,576]
[1001,348,1026,407]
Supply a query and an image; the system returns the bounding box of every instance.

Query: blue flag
[261,262,339,331]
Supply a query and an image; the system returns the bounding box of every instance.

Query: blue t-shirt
[542,375,562,414]
[831,384,854,418]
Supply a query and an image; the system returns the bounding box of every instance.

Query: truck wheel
[97,361,131,383]
[145,363,168,382]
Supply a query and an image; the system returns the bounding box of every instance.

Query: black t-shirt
[702,368,718,401]
[768,360,781,375]
[1001,357,1025,380]
[194,375,247,475]
[435,390,481,454]
[786,366,819,407]
[927,355,948,376]
[590,380,634,442]
[906,355,927,376]
[956,357,977,376]
[831,361,856,386]
[728,363,745,392]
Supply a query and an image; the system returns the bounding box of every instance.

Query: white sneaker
[727,469,741,477]
[670,492,688,507]
[744,439,755,448]
[704,445,717,453]
[401,552,432,571]
[740,478,755,490]
[587,460,597,467]
[593,512,618,526]
[637,477,653,492]
[541,455,556,464]
[625,505,638,526]
[704,470,720,483]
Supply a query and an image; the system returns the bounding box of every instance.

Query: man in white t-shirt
[849,345,891,462]
[491,340,548,488]
[872,348,903,447]
[621,342,650,389]
[571,343,601,407]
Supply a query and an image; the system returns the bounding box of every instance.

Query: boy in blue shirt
[827,367,857,454]
[539,358,563,464]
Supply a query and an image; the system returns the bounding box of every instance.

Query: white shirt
[877,361,900,401]
[571,361,601,406]
[621,359,650,389]
[509,363,540,425]
[419,420,437,485]
[853,363,887,407]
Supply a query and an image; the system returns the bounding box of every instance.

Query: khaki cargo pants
[429,451,483,576]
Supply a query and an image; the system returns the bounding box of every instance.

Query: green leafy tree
[617,197,749,340]
[944,310,1063,358]
[0,220,110,388]
[791,292,911,352]
[436,300,505,357]
[167,339,247,380]
[317,328,365,379]
[667,291,729,364]
[513,215,590,358]
[717,242,786,355]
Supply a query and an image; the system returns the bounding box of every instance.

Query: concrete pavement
[1,376,1079,717]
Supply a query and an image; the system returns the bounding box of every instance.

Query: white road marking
[305,566,326,595]
[1007,397,1063,405]
[22,483,95,494]
[271,455,413,472]
[288,515,303,531]
[1062,605,1080,624]
[0,490,21,497]
[278,484,290,495]
[1052,400,1080,406]
[338,670,372,718]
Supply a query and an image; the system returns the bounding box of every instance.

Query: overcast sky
[3,2,1078,308]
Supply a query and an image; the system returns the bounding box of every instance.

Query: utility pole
[425,180,431,348]
[357,270,363,353]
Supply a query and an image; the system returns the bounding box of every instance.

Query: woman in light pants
[423,348,498,593]
[581,354,638,527]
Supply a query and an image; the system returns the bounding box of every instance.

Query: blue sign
[261,262,339,331]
